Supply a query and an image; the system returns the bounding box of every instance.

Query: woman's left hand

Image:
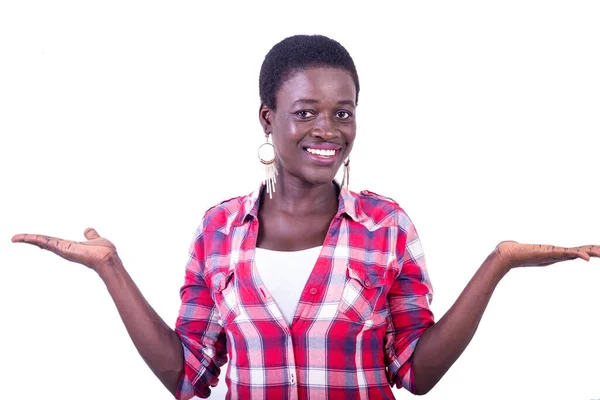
[413,241,600,393]
[493,241,600,271]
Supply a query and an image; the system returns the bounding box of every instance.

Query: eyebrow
[292,99,356,107]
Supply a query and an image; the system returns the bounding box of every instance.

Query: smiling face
[259,66,357,187]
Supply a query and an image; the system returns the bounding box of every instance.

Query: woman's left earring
[341,158,350,188]
[258,134,278,199]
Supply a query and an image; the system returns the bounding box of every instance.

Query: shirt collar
[232,181,363,228]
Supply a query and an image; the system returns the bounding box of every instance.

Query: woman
[12,35,599,399]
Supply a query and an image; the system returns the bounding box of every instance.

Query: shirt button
[309,288,318,295]
[364,279,371,287]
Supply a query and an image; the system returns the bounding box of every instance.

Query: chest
[203,216,400,328]
[256,211,333,251]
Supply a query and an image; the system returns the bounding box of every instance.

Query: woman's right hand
[13,227,184,394]
[12,227,120,273]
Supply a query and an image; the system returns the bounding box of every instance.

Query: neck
[265,173,339,217]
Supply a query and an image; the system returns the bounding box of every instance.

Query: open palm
[12,228,119,272]
[495,240,600,269]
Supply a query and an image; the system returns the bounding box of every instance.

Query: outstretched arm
[96,249,184,395]
[411,242,600,395]
[12,229,184,396]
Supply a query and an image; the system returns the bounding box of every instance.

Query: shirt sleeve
[174,227,228,400]
[385,212,435,393]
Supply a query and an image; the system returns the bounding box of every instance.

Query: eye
[336,110,352,120]
[295,110,315,119]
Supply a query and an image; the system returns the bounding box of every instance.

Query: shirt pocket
[337,262,389,326]
[211,270,240,326]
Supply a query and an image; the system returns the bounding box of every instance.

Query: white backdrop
[1,1,599,399]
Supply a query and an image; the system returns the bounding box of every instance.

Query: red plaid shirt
[175,184,434,399]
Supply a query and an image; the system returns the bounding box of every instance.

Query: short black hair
[259,35,360,110]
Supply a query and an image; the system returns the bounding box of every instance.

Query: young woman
[12,35,600,399]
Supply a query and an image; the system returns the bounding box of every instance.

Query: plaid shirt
[175,184,434,399]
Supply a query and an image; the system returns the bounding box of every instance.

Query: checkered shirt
[175,184,434,399]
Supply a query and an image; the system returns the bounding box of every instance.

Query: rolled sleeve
[385,213,434,393]
[175,229,228,400]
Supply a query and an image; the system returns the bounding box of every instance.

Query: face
[259,67,357,187]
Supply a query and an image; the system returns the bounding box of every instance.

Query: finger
[529,244,568,259]
[12,233,52,247]
[574,245,600,260]
[555,246,591,262]
[55,239,79,256]
[583,245,600,258]
[574,249,591,261]
[12,233,82,261]
[588,246,600,257]
[12,234,26,243]
[563,247,590,261]
[11,233,62,251]
[84,228,100,240]
[536,245,585,262]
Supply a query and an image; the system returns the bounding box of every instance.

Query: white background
[1,1,599,399]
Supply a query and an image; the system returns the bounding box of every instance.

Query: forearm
[97,259,184,396]
[411,252,509,394]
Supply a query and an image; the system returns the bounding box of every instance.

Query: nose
[311,113,339,139]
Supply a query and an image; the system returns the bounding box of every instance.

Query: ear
[258,103,273,135]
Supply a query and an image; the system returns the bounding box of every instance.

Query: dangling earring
[341,158,350,188]
[258,134,278,199]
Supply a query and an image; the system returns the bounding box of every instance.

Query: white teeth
[306,148,336,157]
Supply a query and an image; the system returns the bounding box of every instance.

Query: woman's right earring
[258,134,278,199]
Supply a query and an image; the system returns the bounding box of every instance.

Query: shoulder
[352,189,413,230]
[199,194,249,233]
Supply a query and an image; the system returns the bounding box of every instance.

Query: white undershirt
[254,246,322,325]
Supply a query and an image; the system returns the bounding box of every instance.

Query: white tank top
[254,246,322,325]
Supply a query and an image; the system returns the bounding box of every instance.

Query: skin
[257,67,356,250]
[11,66,600,397]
